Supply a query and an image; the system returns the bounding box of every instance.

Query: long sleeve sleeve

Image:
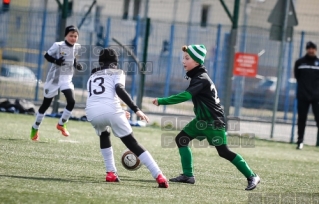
[44,43,59,64]
[44,53,56,64]
[158,91,192,105]
[115,83,140,113]
[294,60,300,80]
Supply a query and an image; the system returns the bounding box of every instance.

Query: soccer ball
[121,150,142,171]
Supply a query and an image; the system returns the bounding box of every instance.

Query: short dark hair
[98,48,119,68]
[65,25,79,37]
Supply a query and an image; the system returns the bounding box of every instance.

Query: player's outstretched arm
[155,91,192,106]
[115,83,140,113]
[115,83,149,122]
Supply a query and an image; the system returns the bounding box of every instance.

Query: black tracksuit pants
[297,99,319,146]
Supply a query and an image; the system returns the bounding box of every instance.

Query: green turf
[1,113,319,204]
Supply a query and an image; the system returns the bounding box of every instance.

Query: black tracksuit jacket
[294,54,319,101]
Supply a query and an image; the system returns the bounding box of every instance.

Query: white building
[6,0,319,32]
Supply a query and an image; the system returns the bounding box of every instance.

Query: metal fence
[0,7,317,142]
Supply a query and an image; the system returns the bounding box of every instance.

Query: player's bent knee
[217,150,228,159]
[175,131,191,148]
[38,97,53,114]
[120,134,145,157]
[66,99,75,111]
[215,145,236,161]
[70,98,75,106]
[38,105,49,114]
[100,130,111,149]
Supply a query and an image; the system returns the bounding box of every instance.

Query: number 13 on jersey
[89,77,105,96]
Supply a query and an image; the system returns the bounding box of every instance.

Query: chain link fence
[0,0,318,143]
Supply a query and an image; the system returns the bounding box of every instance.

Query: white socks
[101,147,117,173]
[32,112,45,129]
[32,108,71,129]
[100,149,161,177]
[58,108,72,125]
[138,151,162,179]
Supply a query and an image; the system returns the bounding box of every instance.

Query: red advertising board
[233,52,259,77]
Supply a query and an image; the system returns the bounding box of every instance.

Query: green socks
[231,154,255,178]
[178,146,194,177]
[178,148,254,178]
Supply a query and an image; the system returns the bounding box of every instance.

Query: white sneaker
[245,174,261,190]
[296,143,303,150]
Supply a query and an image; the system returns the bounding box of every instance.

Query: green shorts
[182,118,227,146]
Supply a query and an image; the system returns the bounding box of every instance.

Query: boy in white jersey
[85,48,168,188]
[30,25,83,141]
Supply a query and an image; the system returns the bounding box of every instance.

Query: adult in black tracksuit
[294,41,319,149]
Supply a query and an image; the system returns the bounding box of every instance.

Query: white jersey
[85,68,126,121]
[45,41,81,85]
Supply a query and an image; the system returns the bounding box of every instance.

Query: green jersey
[158,65,225,128]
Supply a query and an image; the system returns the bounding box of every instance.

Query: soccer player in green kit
[152,44,260,190]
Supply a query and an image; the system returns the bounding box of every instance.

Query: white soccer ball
[121,150,142,171]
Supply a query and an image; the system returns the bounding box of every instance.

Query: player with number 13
[85,48,169,188]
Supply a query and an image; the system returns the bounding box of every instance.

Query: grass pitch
[1,113,319,204]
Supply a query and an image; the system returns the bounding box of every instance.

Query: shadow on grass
[121,178,155,183]
[0,137,49,143]
[0,174,102,184]
[0,138,25,141]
